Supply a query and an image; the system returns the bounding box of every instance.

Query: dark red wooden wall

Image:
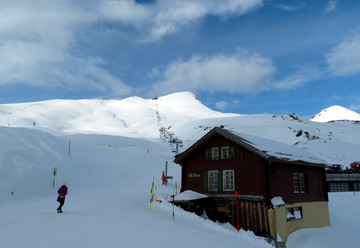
[268,162,328,204]
[180,133,328,204]
[181,133,267,196]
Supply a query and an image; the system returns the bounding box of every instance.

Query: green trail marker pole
[53,167,57,189]
[172,186,175,221]
[149,176,154,210]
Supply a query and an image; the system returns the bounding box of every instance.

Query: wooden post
[165,162,168,186]
[172,186,175,221]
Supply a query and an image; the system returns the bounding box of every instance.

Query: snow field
[1,92,360,248]
[0,127,272,248]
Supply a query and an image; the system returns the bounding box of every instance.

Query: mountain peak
[0,91,237,137]
[311,105,360,122]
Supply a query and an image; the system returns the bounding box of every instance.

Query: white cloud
[100,0,152,24]
[275,2,306,12]
[141,0,264,42]
[332,95,342,101]
[150,51,275,95]
[349,98,360,112]
[276,35,360,90]
[326,36,360,76]
[273,35,360,90]
[215,101,229,111]
[275,4,301,12]
[324,0,339,13]
[0,0,265,94]
[0,0,132,96]
[350,105,360,112]
[97,0,264,42]
[274,65,324,90]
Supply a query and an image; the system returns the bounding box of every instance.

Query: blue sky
[0,0,359,117]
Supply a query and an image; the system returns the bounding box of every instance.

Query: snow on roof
[230,130,327,165]
[271,196,285,208]
[174,190,208,202]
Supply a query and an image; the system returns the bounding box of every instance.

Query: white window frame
[208,170,218,191]
[221,147,230,159]
[286,207,303,220]
[223,170,234,191]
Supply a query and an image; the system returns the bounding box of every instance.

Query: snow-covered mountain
[1,92,359,167]
[1,92,360,248]
[311,105,360,123]
[0,92,237,137]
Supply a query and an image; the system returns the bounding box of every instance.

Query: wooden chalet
[174,127,330,242]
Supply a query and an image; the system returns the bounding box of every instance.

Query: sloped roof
[174,127,327,166]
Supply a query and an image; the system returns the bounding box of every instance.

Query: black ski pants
[57,197,65,212]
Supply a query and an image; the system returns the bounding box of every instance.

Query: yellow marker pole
[149,176,154,210]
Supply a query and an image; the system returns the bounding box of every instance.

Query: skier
[56,183,68,213]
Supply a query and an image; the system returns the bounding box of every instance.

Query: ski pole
[53,167,57,189]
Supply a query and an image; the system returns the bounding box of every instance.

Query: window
[203,170,224,192]
[328,182,350,192]
[206,148,219,160]
[223,170,234,191]
[354,183,360,191]
[293,172,308,193]
[221,146,236,159]
[286,207,303,220]
[208,171,218,191]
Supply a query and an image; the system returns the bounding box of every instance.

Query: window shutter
[293,173,299,193]
[305,173,310,193]
[229,146,236,158]
[218,170,223,191]
[203,171,208,191]
[205,149,211,160]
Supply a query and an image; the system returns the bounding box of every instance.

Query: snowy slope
[311,105,360,122]
[0,123,359,248]
[0,126,271,248]
[1,92,360,248]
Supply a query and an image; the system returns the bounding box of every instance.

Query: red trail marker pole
[236,191,240,233]
[68,140,71,156]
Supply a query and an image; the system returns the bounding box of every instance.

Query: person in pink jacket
[57,183,68,213]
